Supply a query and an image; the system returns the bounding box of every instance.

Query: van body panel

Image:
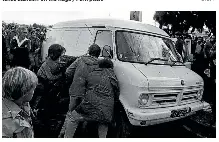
[53,19,168,37]
[132,63,204,88]
[113,60,148,108]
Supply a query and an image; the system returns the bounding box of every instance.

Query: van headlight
[197,89,204,100]
[138,93,150,106]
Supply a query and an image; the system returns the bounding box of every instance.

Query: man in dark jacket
[203,40,216,126]
[29,30,42,73]
[10,27,31,69]
[60,44,101,138]
[68,44,101,113]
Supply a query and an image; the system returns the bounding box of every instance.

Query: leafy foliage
[153,11,216,35]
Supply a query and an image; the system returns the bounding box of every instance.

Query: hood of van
[132,63,204,89]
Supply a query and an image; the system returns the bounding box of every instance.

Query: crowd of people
[2,22,46,73]
[2,24,216,138]
[191,34,216,126]
[174,32,216,126]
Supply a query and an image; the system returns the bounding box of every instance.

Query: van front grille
[181,91,198,104]
[151,93,178,107]
[141,85,203,108]
[180,85,202,104]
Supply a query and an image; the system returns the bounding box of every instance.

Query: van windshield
[116,31,183,65]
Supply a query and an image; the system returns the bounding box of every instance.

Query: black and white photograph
[1,10,216,138]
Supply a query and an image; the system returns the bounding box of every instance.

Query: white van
[42,19,209,136]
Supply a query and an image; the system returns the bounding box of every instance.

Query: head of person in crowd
[204,43,212,59]
[36,28,41,36]
[48,44,66,61]
[88,44,101,58]
[31,30,37,39]
[2,67,38,106]
[197,37,203,44]
[10,28,17,37]
[175,31,182,40]
[98,58,114,69]
[17,26,28,39]
[210,35,216,44]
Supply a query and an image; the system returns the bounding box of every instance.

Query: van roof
[53,18,169,37]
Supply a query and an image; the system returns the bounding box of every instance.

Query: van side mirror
[102,45,113,59]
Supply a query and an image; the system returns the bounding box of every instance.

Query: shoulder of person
[37,61,47,75]
[2,116,30,138]
[66,57,82,70]
[23,39,31,44]
[75,56,83,63]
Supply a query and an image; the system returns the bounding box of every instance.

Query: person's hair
[17,26,28,35]
[31,30,36,35]
[88,44,101,58]
[48,44,66,61]
[98,58,114,68]
[2,67,38,101]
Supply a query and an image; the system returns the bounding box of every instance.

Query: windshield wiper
[170,60,184,66]
[145,58,168,65]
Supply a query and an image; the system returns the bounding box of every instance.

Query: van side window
[94,30,113,58]
[59,30,79,49]
[76,30,95,56]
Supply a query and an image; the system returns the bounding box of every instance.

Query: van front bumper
[125,101,209,126]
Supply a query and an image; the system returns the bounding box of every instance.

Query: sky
[2,11,157,26]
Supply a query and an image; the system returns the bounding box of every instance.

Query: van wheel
[116,109,133,138]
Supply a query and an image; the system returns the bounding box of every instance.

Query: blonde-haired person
[2,67,38,138]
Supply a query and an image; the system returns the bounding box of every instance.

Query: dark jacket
[35,58,67,112]
[10,37,31,69]
[69,55,99,97]
[37,58,66,84]
[69,58,119,123]
[65,55,95,84]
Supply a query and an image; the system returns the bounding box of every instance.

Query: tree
[153,11,216,35]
